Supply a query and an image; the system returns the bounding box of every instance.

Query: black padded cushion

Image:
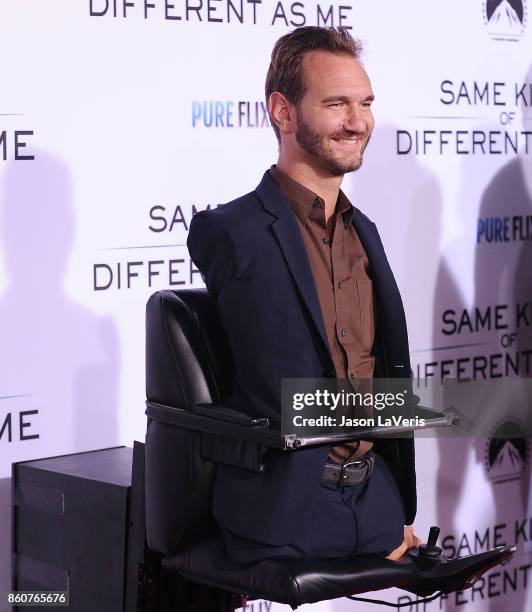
[146,288,234,409]
[145,289,234,555]
[163,534,417,608]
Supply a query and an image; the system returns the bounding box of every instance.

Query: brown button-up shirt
[269,165,375,463]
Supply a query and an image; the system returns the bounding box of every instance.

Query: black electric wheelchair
[143,288,515,611]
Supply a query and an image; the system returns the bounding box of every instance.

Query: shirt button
[341,328,348,337]
[322,237,329,244]
[337,281,343,289]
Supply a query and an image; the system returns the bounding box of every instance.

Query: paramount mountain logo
[482,0,528,39]
[489,0,523,26]
[484,417,529,484]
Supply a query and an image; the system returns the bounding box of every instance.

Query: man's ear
[268,92,296,137]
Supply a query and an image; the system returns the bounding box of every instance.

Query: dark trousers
[219,454,405,564]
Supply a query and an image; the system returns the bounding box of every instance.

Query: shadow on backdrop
[0,151,121,603]
[433,63,532,612]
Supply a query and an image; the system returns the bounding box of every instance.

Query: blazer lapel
[351,208,399,308]
[351,209,383,284]
[352,208,410,373]
[255,171,332,363]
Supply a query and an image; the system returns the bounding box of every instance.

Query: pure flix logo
[192,100,270,128]
[482,0,528,40]
[477,214,532,242]
[484,417,529,484]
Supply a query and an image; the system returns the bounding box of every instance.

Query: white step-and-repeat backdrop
[1,1,531,610]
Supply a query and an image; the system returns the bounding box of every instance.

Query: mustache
[330,132,369,140]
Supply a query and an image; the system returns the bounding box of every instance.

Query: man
[187,26,420,563]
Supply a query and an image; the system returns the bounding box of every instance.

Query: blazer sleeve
[187,211,235,297]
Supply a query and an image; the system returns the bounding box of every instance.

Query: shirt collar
[268,165,355,228]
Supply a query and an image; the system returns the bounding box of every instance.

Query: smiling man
[187,26,420,564]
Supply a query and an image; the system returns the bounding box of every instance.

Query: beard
[294,110,371,177]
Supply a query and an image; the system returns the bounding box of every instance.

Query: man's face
[293,50,375,176]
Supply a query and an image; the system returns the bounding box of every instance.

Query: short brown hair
[265,26,363,142]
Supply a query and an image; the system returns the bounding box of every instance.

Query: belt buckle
[337,464,349,487]
[337,457,366,487]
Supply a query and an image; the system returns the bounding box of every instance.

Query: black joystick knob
[418,526,442,559]
[427,526,440,548]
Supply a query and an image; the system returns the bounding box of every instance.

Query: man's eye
[328,102,344,108]
[361,102,372,109]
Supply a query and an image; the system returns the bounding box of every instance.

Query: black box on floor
[11,446,135,612]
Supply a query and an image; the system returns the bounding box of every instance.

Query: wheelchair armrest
[146,401,456,449]
[146,401,457,476]
[145,400,288,449]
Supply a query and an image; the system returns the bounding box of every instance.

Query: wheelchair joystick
[403,524,516,598]
[418,526,442,559]
[407,525,443,571]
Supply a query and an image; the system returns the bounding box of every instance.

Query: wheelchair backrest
[144,289,234,555]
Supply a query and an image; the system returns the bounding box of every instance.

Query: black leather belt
[322,449,375,487]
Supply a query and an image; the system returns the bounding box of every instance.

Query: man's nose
[344,106,370,133]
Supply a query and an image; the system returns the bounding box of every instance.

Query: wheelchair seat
[144,288,515,610]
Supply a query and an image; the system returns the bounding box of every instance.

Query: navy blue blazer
[187,170,417,545]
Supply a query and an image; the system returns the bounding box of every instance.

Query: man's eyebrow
[320,94,375,104]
